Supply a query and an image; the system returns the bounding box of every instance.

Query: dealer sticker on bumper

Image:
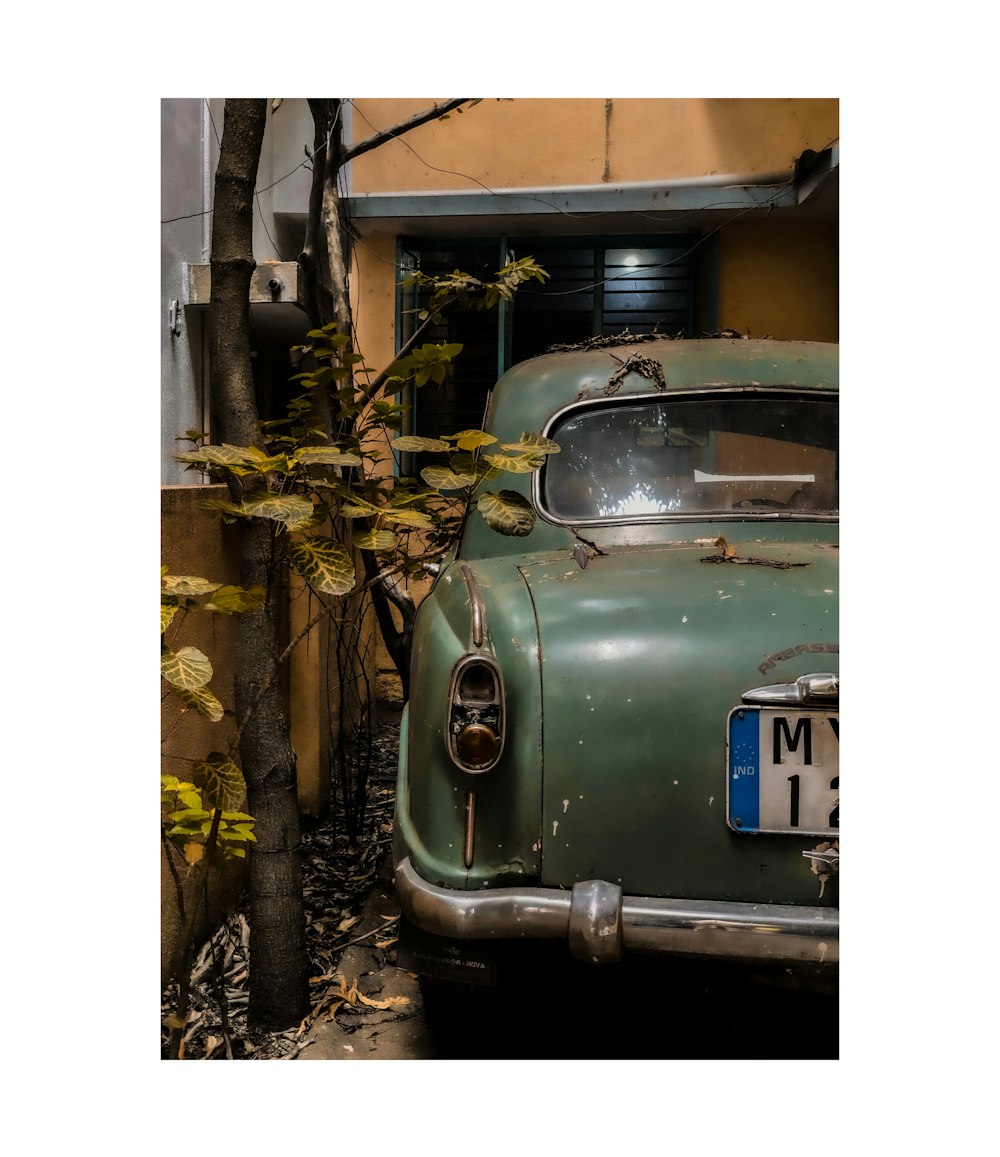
[727,707,839,837]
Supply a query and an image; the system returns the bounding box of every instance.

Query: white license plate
[726,707,839,836]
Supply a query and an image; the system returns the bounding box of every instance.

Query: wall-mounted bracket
[168,299,181,337]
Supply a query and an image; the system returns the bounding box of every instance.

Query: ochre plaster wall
[161,485,245,985]
[352,230,400,426]
[349,98,838,190]
[717,219,839,341]
[161,487,377,983]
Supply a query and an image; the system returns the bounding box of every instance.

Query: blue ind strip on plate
[728,709,760,833]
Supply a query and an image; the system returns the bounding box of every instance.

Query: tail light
[447,654,505,772]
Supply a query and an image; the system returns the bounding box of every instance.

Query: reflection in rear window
[542,393,838,521]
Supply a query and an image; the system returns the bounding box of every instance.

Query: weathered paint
[461,339,838,563]
[396,338,838,913]
[520,539,838,905]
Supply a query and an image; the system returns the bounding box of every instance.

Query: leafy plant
[169,157,553,1042]
[175,268,559,595]
[161,568,263,858]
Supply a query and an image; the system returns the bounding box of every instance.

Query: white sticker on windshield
[694,471,816,483]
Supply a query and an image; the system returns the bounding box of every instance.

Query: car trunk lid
[518,537,839,905]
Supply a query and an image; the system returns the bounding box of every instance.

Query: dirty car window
[542,393,838,521]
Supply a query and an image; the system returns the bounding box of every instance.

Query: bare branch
[343,99,473,163]
[231,544,451,751]
[355,296,458,409]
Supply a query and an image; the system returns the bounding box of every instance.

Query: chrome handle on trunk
[742,672,838,707]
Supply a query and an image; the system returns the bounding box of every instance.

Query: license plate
[727,707,839,836]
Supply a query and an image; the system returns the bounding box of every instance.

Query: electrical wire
[161,103,331,225]
[345,100,605,220]
[164,100,833,307]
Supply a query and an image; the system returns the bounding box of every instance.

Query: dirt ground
[162,675,836,1061]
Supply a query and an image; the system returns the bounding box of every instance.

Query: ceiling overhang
[342,143,838,238]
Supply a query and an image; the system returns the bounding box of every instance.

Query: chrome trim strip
[395,857,838,966]
[463,790,476,868]
[460,563,486,647]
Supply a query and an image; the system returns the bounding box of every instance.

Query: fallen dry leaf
[355,991,411,1010]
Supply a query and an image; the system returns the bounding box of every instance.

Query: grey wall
[160,98,217,484]
[160,98,314,485]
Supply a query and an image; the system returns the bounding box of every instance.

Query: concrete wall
[161,99,216,486]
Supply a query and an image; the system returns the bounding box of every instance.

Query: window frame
[532,387,840,528]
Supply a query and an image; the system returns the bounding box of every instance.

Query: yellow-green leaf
[242,492,315,530]
[192,752,246,812]
[339,499,382,518]
[289,536,357,595]
[161,604,178,633]
[292,446,364,468]
[390,436,451,453]
[243,451,290,473]
[161,574,222,597]
[452,430,498,451]
[161,646,213,690]
[175,443,252,467]
[352,528,398,551]
[380,508,433,528]
[200,498,250,519]
[421,465,477,490]
[477,490,536,536]
[173,685,225,722]
[502,432,560,454]
[204,585,265,615]
[483,452,545,473]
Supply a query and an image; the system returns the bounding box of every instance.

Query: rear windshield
[541,392,838,522]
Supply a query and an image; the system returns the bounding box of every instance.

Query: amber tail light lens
[448,655,505,772]
[455,723,501,768]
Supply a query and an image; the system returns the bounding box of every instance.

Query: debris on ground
[161,709,403,1060]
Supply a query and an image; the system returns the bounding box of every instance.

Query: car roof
[488,337,838,436]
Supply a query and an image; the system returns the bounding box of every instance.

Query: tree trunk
[319,105,354,339]
[301,99,333,329]
[209,98,310,1030]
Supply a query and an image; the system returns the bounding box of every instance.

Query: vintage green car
[394,337,838,985]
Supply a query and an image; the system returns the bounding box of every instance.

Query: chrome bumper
[395,857,838,966]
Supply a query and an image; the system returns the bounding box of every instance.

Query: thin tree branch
[343,99,473,164]
[355,295,458,409]
[231,545,451,752]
